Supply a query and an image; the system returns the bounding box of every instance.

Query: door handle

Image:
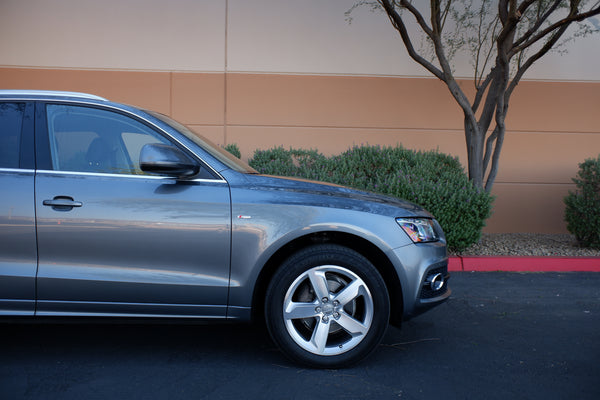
[43,196,83,210]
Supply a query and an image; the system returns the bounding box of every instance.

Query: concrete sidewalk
[449,256,600,272]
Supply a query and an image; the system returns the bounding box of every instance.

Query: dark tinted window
[0,103,25,168]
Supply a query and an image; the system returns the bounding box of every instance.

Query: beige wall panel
[227,0,600,81]
[227,74,463,129]
[506,81,600,133]
[171,73,225,125]
[226,126,466,161]
[0,68,171,114]
[0,0,225,71]
[495,131,600,184]
[2,0,598,80]
[486,184,574,233]
[227,0,421,76]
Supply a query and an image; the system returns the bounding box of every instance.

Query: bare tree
[349,1,600,192]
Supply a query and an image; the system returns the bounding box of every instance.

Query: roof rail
[0,90,108,101]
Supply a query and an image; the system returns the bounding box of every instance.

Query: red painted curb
[448,257,463,272]
[448,256,600,272]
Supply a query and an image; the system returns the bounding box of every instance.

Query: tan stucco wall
[2,67,599,233]
[2,0,599,234]
[3,0,598,80]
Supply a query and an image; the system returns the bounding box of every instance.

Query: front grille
[420,265,450,299]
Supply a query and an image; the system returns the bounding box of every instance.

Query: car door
[0,101,36,315]
[34,103,231,317]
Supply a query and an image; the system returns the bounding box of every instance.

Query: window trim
[34,169,227,184]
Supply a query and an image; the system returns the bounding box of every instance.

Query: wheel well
[251,231,404,326]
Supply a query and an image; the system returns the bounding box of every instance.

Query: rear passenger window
[0,103,25,169]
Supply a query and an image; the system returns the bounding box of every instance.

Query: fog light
[427,272,445,291]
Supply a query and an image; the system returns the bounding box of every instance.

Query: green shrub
[249,145,493,251]
[223,143,241,159]
[564,155,600,249]
[250,147,327,180]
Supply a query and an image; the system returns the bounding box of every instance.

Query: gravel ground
[454,233,600,257]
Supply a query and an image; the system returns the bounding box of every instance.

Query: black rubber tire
[265,244,390,368]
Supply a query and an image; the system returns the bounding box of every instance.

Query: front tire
[265,244,390,368]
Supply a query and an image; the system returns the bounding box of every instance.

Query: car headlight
[396,218,439,243]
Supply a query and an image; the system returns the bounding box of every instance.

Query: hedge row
[246,145,494,252]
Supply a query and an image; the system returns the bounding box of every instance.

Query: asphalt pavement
[1,272,599,400]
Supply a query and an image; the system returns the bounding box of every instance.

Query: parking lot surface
[2,272,599,400]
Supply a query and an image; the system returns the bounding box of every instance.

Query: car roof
[0,90,107,101]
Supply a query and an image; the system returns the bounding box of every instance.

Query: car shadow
[1,321,284,365]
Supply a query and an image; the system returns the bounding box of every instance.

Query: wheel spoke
[278,261,380,359]
[310,319,330,354]
[332,278,364,307]
[336,312,369,335]
[308,269,330,300]
[284,301,319,320]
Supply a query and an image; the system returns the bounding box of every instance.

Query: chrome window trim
[0,90,107,101]
[0,168,35,174]
[35,169,227,184]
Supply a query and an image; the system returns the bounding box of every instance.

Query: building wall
[2,0,599,233]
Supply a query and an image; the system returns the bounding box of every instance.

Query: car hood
[232,173,431,218]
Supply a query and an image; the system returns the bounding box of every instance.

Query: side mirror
[140,143,200,178]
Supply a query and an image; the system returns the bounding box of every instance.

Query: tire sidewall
[265,244,390,368]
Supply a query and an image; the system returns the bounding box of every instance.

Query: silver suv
[0,90,450,368]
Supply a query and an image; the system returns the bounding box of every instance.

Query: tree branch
[482,125,499,174]
[512,0,562,49]
[497,0,522,45]
[484,65,510,192]
[484,122,505,191]
[510,4,600,56]
[439,0,453,32]
[472,71,494,113]
[499,0,509,24]
[475,17,501,88]
[396,0,435,37]
[477,68,506,138]
[379,0,445,80]
[507,21,571,98]
[429,0,455,77]
[516,0,541,16]
[380,0,475,129]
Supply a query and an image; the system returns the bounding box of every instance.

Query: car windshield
[147,110,258,174]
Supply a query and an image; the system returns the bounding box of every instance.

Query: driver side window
[46,104,171,175]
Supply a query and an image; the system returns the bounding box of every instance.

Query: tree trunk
[464,117,484,189]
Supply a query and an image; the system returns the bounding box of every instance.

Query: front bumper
[411,262,451,318]
[386,240,451,322]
